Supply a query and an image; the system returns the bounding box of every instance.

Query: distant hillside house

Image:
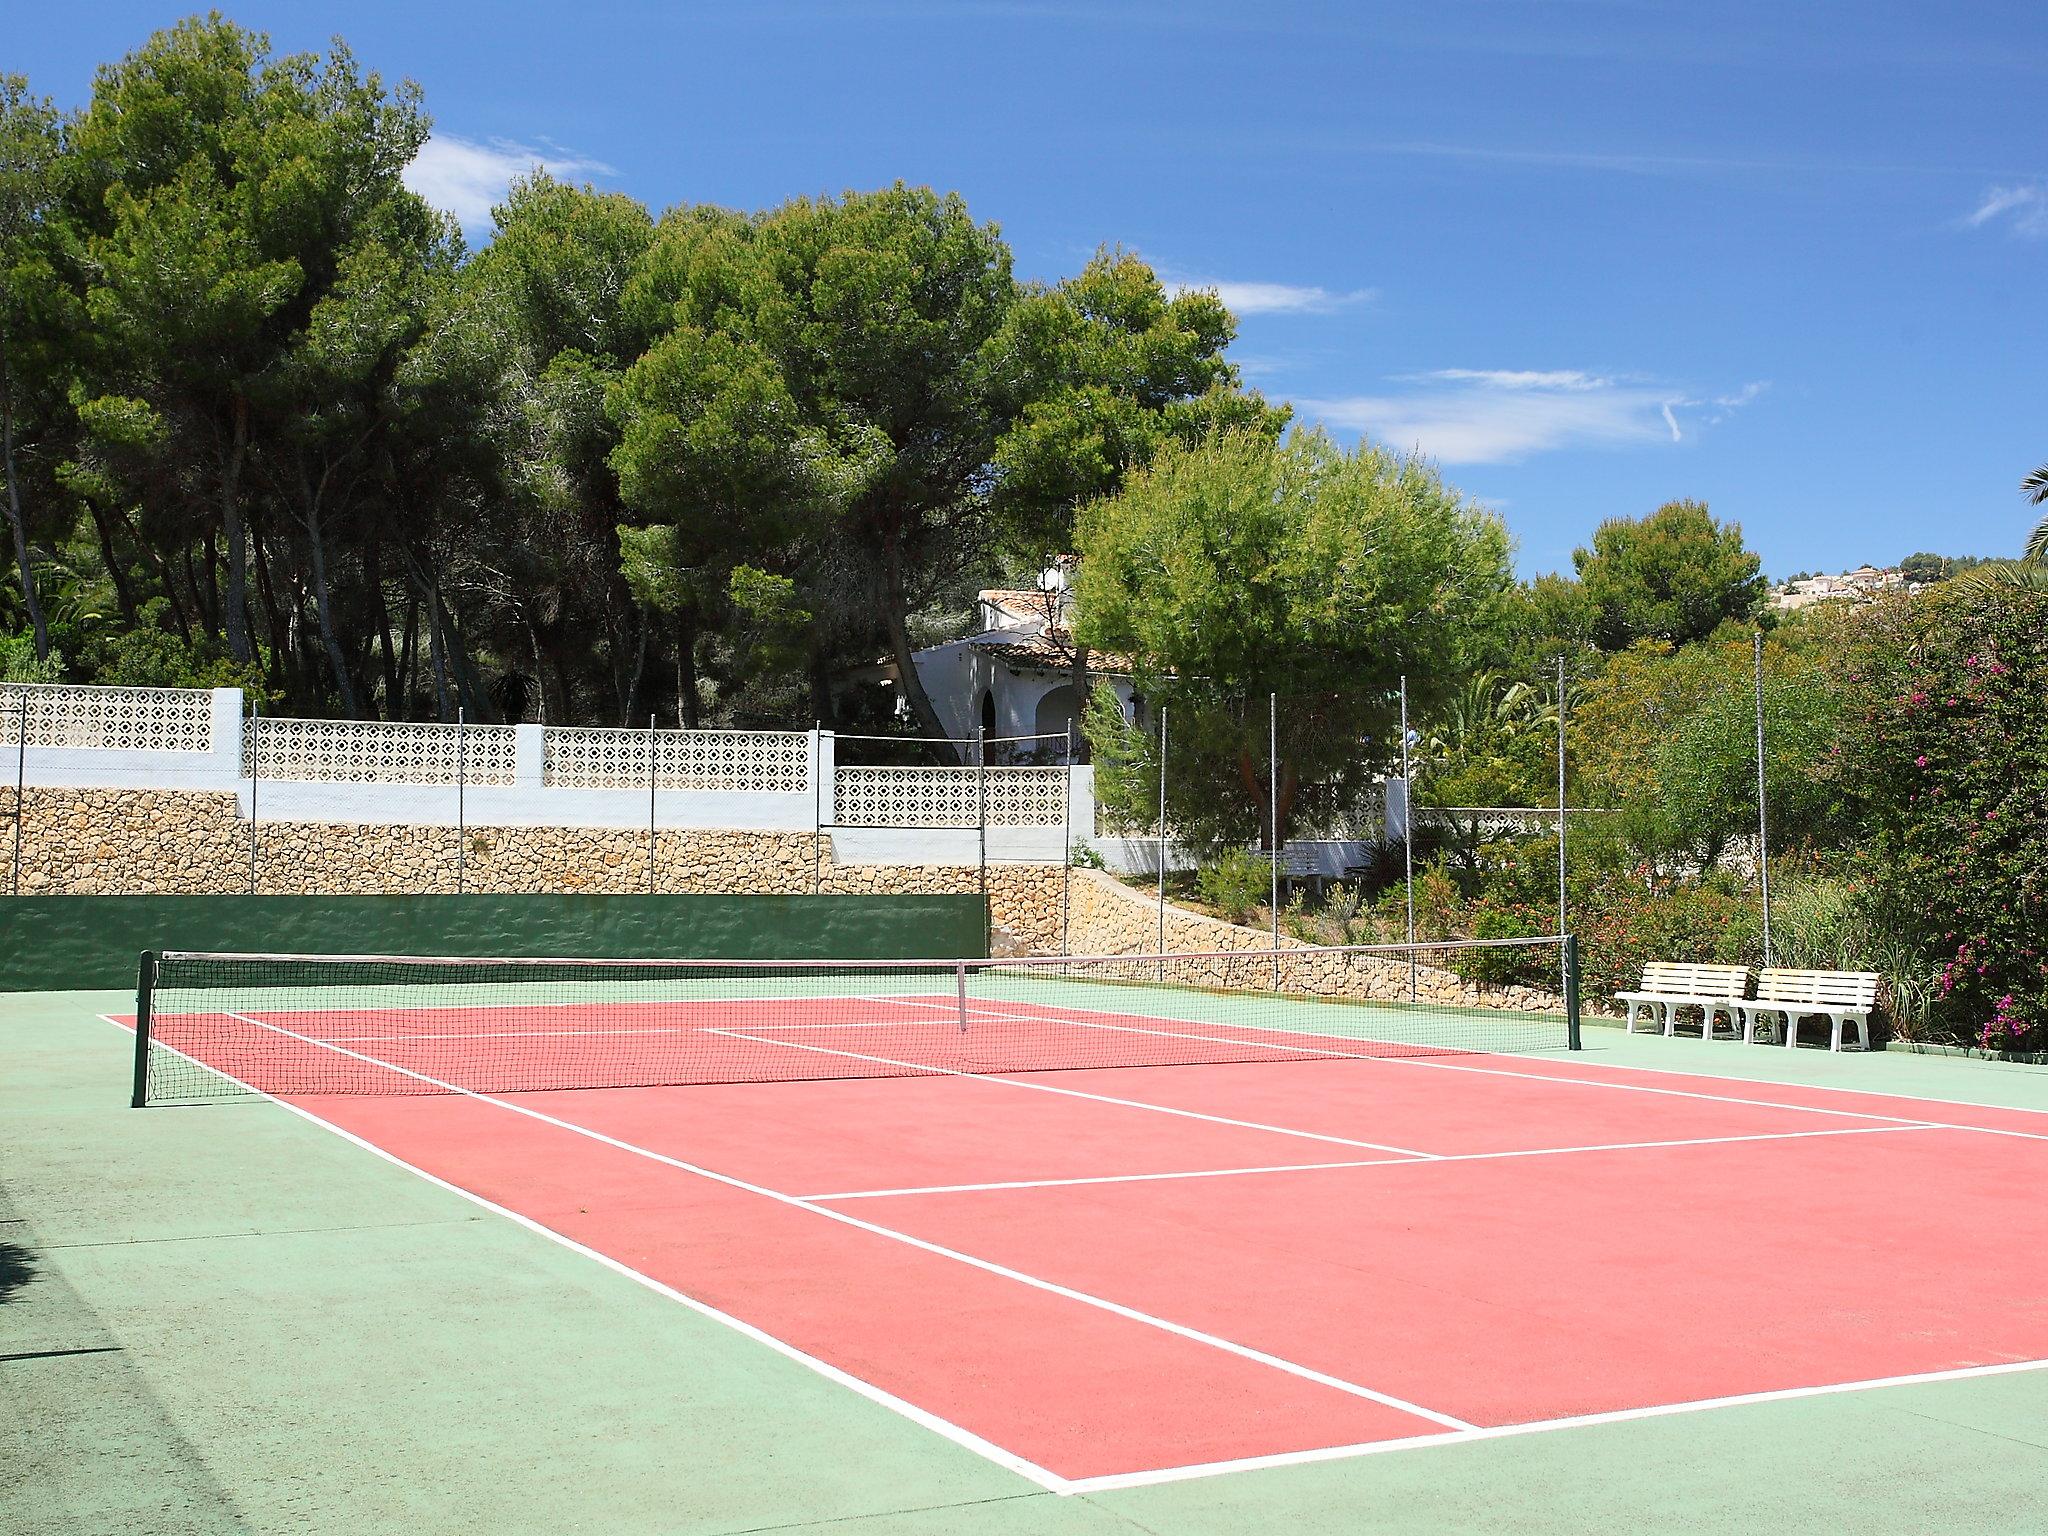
[867,561,1142,759]
[1769,564,1909,611]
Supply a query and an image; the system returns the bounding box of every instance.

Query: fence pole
[1400,675,1415,1003]
[977,726,989,953]
[12,689,26,897]
[1156,705,1168,967]
[648,712,658,894]
[811,723,823,896]
[1754,628,1772,965]
[247,701,260,895]
[1269,690,1280,988]
[456,706,466,895]
[1062,718,1074,957]
[1556,654,1570,1003]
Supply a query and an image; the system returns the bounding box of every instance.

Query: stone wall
[0,786,1071,956]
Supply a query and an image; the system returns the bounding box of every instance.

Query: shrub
[1853,586,2048,1051]
[1196,849,1270,925]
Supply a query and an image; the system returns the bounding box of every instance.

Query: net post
[1563,933,1583,1051]
[130,950,158,1108]
[955,961,969,1033]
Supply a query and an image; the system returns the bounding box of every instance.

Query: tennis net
[130,937,1581,1106]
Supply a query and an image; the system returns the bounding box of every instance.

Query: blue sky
[19,2,2046,578]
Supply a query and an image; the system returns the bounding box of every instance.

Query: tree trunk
[426,576,454,721]
[621,611,649,727]
[396,590,419,719]
[1236,747,1299,849]
[808,652,837,730]
[86,502,141,627]
[300,492,360,716]
[366,534,399,718]
[879,533,958,762]
[220,395,254,664]
[1067,644,1092,764]
[0,329,49,661]
[675,609,701,729]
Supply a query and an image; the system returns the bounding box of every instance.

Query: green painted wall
[0,895,988,992]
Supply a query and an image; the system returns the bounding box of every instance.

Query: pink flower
[1915,755,1929,767]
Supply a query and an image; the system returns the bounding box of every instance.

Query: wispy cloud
[1166,276,1376,316]
[404,135,618,235]
[1965,182,2048,238]
[1297,368,1766,465]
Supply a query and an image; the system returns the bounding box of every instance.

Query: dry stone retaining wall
[1064,867,1562,1013]
[0,786,1068,954]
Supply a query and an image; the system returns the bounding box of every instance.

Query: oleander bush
[1851,585,2048,1052]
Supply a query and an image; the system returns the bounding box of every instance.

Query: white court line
[213,1010,1477,1435]
[800,1123,1943,1202]
[702,1028,1437,1160]
[889,995,1979,1135]
[1061,1354,2048,1494]
[320,1019,934,1044]
[116,1012,2048,1495]
[98,1013,1074,1495]
[917,993,2048,1145]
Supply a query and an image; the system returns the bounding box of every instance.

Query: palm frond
[2024,462,2048,506]
[2028,512,2048,566]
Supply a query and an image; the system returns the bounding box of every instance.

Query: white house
[870,562,1142,759]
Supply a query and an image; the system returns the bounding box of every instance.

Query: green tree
[989,249,1288,757]
[1574,500,1765,650]
[0,76,65,661]
[63,17,436,696]
[1076,428,1514,853]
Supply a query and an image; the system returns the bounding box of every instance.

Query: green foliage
[1076,428,1514,854]
[1415,672,1559,811]
[1574,500,1765,651]
[1196,849,1271,925]
[1852,584,2048,1050]
[0,631,63,682]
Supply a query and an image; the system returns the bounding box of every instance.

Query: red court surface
[124,1000,2048,1493]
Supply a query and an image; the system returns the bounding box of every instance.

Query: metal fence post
[1269,690,1280,988]
[1156,705,1168,967]
[1754,628,1772,965]
[1400,675,1415,1003]
[1557,654,1569,1002]
[456,706,466,895]
[247,702,260,895]
[12,688,26,897]
[977,726,989,953]
[1062,718,1074,957]
[648,713,658,894]
[811,723,823,896]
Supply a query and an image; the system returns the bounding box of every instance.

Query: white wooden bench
[1736,969,1882,1051]
[1616,962,1753,1040]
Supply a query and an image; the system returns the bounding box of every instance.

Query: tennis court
[103,945,2048,1498]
